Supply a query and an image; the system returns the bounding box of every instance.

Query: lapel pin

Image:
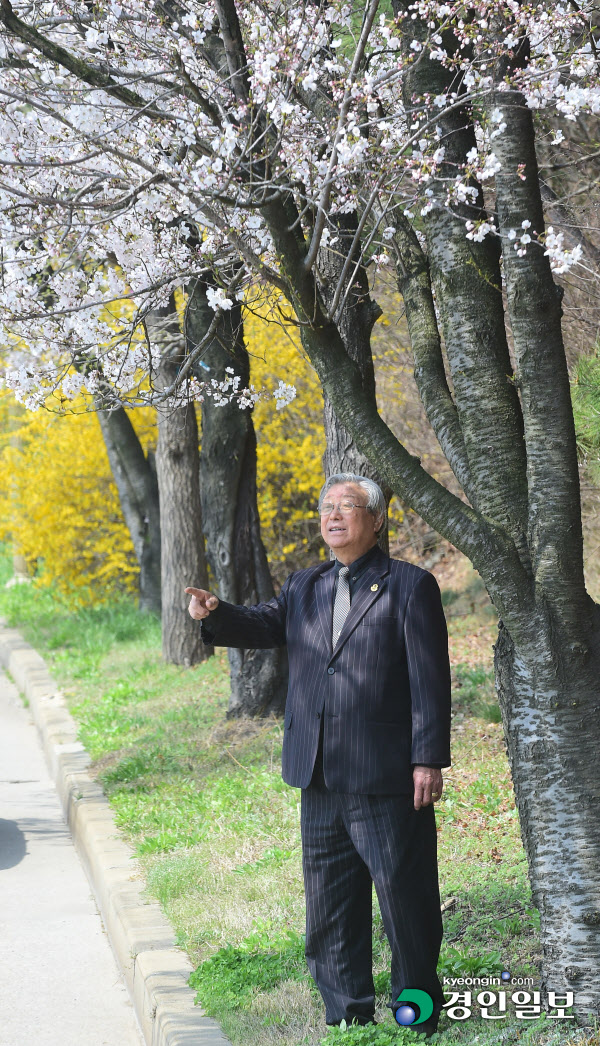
[370,583,379,592]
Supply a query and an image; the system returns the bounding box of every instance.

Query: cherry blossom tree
[1,0,600,1017]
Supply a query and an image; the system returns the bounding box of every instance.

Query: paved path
[0,668,144,1046]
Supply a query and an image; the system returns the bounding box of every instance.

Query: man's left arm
[404,570,452,810]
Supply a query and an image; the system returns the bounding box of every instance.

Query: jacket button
[316,712,321,718]
[327,667,335,675]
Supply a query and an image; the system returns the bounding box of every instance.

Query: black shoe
[327,1017,377,1028]
[410,1019,439,1038]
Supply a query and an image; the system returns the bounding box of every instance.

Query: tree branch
[390,213,474,502]
[540,178,600,274]
[0,0,172,120]
[297,290,530,611]
[493,89,587,602]
[303,0,381,274]
[213,0,251,107]
[259,197,527,600]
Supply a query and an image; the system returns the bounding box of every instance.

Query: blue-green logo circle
[395,989,434,1026]
[395,1004,417,1026]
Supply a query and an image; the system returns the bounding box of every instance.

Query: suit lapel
[327,548,391,658]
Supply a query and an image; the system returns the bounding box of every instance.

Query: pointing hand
[185,587,220,620]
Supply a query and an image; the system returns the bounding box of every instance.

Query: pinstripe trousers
[301,741,444,1027]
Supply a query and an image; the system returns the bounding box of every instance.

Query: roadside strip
[0,622,232,1046]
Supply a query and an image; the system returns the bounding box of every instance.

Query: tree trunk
[487,85,600,1012]
[148,301,212,666]
[317,214,390,553]
[155,388,212,665]
[96,405,161,615]
[394,0,529,559]
[188,278,288,716]
[495,619,600,1012]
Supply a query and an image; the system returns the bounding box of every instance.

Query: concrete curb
[0,623,232,1046]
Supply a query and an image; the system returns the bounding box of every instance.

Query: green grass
[0,554,595,1046]
[188,927,310,1011]
[572,350,600,486]
[452,663,500,722]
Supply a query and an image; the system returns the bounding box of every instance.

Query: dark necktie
[332,566,351,650]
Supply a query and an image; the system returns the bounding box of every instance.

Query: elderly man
[186,473,451,1034]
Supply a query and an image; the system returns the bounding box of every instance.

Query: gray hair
[318,473,387,533]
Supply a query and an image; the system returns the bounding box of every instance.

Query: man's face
[320,482,379,564]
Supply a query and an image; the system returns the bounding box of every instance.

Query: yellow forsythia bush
[0,392,156,602]
[0,298,327,601]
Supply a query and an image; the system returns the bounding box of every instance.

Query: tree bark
[96,405,161,615]
[495,619,600,1012]
[155,386,212,665]
[488,85,600,1014]
[317,214,390,553]
[390,214,474,503]
[148,301,212,666]
[492,87,589,622]
[188,278,288,715]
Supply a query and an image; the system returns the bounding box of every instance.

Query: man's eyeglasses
[319,500,368,515]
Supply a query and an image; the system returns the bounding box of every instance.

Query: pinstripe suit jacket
[202,546,451,794]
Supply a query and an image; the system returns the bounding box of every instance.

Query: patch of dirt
[207,716,281,748]
[431,545,469,590]
[88,748,131,779]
